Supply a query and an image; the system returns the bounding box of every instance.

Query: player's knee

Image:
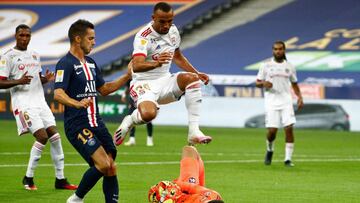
[183,73,199,84]
[139,108,157,123]
[35,135,48,145]
[96,160,111,175]
[107,162,117,176]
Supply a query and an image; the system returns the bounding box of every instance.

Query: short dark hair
[15,24,31,34]
[153,2,172,13]
[68,19,94,44]
[273,40,286,50]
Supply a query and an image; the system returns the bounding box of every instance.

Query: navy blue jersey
[54,52,105,127]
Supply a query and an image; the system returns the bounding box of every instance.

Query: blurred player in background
[114,2,212,146]
[0,24,77,190]
[148,146,223,203]
[54,19,130,203]
[122,79,154,146]
[255,41,303,167]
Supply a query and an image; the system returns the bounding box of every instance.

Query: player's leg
[66,127,107,203]
[177,146,201,184]
[146,122,154,146]
[96,124,119,203]
[102,153,118,203]
[22,128,48,190]
[282,105,296,167]
[124,103,137,146]
[114,81,158,145]
[114,101,157,145]
[264,109,280,165]
[177,73,212,144]
[46,126,77,190]
[21,108,48,190]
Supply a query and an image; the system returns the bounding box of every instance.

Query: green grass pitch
[0,120,359,203]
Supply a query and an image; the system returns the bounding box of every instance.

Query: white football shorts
[265,105,296,128]
[129,73,184,107]
[14,105,56,136]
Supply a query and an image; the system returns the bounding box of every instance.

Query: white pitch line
[0,158,359,168]
[0,151,358,159]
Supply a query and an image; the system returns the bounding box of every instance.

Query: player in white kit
[256,41,303,167]
[114,2,212,146]
[0,24,77,190]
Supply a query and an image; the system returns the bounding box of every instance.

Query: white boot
[114,115,133,146]
[124,137,136,146]
[146,136,154,147]
[188,129,212,145]
[67,193,83,203]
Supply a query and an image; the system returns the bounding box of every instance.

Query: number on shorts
[77,128,94,144]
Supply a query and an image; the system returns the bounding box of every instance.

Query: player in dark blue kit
[54,19,130,203]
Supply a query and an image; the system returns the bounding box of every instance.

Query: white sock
[266,140,274,152]
[130,109,145,125]
[128,136,135,143]
[185,81,202,134]
[26,141,44,178]
[285,143,294,161]
[49,133,65,179]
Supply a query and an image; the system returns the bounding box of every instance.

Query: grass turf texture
[0,120,359,202]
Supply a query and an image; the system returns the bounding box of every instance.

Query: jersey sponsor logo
[155,45,161,50]
[85,80,96,93]
[55,70,64,82]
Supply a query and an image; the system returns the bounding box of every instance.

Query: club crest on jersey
[170,36,176,45]
[155,45,161,50]
[285,68,290,73]
[18,64,25,70]
[32,55,37,60]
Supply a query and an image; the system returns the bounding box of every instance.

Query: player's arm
[291,82,304,110]
[39,69,55,84]
[0,71,32,89]
[132,53,172,72]
[172,48,209,85]
[255,63,272,89]
[255,80,272,88]
[54,88,91,109]
[97,73,131,96]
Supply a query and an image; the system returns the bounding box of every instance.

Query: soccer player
[148,146,223,203]
[122,79,154,146]
[255,41,304,167]
[114,2,212,146]
[0,24,77,190]
[53,19,130,203]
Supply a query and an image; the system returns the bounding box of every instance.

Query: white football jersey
[0,48,47,109]
[132,22,181,80]
[257,58,298,110]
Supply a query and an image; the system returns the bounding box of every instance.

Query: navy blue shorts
[65,119,117,166]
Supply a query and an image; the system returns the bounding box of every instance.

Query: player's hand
[17,71,33,85]
[44,69,55,82]
[297,97,304,110]
[197,72,209,85]
[263,81,273,89]
[77,98,93,109]
[156,52,172,67]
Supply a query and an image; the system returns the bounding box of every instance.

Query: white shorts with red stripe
[130,73,183,107]
[14,105,56,136]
